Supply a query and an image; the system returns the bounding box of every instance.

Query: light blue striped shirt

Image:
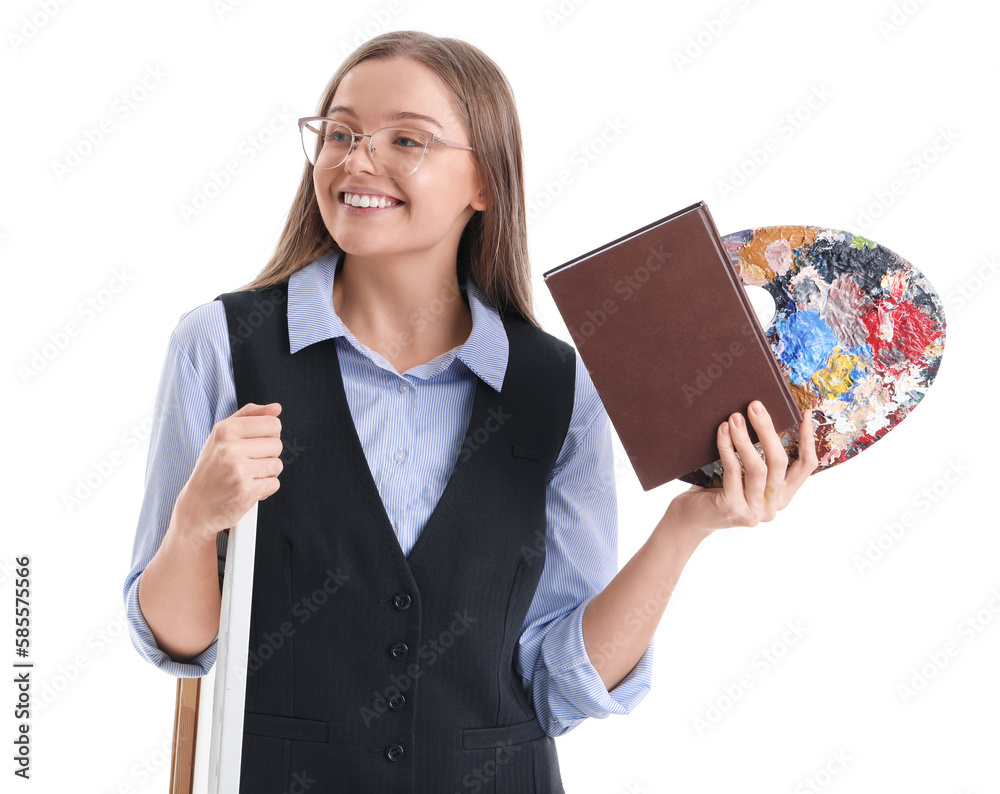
[123,250,653,737]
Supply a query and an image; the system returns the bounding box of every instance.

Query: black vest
[216,277,576,793]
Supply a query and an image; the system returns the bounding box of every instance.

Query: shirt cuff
[536,593,654,735]
[124,570,218,678]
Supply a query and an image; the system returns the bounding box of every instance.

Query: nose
[342,135,378,174]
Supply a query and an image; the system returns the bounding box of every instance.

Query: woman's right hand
[174,402,284,545]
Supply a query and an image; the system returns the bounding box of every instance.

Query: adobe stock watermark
[337,0,403,57]
[178,107,296,222]
[376,277,464,365]
[225,286,288,348]
[35,609,130,714]
[458,738,523,793]
[0,556,18,587]
[544,0,590,30]
[107,730,174,791]
[240,567,350,680]
[946,254,998,314]
[7,0,72,54]
[897,586,1000,707]
[51,66,167,181]
[519,442,634,565]
[279,771,316,794]
[793,749,853,794]
[716,85,834,200]
[568,244,669,349]
[212,0,250,20]
[844,126,959,233]
[692,618,807,737]
[588,577,679,672]
[18,266,135,385]
[672,0,754,72]
[681,322,756,405]
[459,407,512,463]
[360,609,478,728]
[60,416,152,514]
[851,458,969,574]
[526,116,627,223]
[877,0,932,39]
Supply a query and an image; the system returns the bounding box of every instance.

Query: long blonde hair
[240,31,537,326]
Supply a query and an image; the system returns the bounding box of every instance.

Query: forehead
[328,58,463,129]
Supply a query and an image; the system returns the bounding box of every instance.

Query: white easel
[170,503,258,794]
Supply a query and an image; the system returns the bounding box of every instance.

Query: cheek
[313,170,335,198]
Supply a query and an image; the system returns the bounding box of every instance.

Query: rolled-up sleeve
[122,301,234,677]
[516,351,654,737]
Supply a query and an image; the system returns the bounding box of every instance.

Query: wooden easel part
[170,677,201,794]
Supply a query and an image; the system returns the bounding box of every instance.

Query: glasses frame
[297,116,475,177]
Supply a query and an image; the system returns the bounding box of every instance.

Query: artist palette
[680,225,946,488]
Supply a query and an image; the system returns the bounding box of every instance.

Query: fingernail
[732,413,743,428]
[720,422,729,437]
[751,401,764,415]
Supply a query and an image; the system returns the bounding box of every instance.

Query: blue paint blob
[774,311,839,384]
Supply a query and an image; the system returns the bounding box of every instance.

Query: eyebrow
[326,105,444,132]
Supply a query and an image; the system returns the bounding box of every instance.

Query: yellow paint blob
[811,348,861,401]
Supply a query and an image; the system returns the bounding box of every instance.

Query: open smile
[340,191,403,209]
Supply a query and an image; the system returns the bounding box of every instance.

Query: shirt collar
[287,250,509,392]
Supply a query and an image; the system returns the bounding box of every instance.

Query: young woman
[124,30,816,793]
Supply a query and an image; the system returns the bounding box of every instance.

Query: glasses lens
[300,120,353,169]
[370,128,430,178]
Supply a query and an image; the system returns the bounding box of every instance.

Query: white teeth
[344,192,396,208]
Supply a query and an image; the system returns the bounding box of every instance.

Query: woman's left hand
[661,401,819,539]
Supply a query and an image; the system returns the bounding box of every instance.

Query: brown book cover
[542,200,801,491]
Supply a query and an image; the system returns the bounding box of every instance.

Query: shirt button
[393,449,407,463]
[392,592,411,610]
[389,642,408,659]
[388,694,406,711]
[398,382,409,393]
[385,744,404,762]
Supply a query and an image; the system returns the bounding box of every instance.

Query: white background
[3,0,997,791]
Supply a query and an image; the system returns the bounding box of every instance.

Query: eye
[390,131,426,148]
[328,128,352,143]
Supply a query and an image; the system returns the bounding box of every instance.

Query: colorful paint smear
[681,226,946,487]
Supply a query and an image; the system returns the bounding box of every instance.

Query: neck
[332,250,473,368]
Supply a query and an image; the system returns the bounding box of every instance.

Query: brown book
[542,200,801,491]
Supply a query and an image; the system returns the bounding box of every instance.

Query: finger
[729,411,768,509]
[239,436,285,460]
[248,454,284,481]
[784,409,819,490]
[746,400,790,498]
[716,420,746,508]
[223,414,283,440]
[233,402,282,417]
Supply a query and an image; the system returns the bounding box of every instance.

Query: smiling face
[313,57,486,263]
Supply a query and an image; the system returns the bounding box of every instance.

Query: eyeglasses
[298,117,474,178]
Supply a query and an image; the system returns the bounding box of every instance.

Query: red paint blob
[861,299,942,374]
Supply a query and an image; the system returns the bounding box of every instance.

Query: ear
[470,171,488,212]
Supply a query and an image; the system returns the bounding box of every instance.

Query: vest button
[385,743,404,762]
[388,694,406,711]
[389,642,408,659]
[392,592,412,610]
